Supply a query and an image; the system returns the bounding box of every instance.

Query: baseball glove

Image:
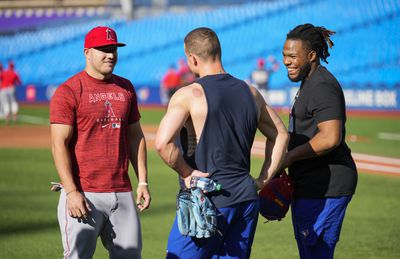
[258,170,293,221]
[176,188,218,238]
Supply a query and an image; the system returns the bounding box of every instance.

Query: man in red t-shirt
[160,64,181,105]
[0,61,21,124]
[50,26,151,258]
[177,58,195,87]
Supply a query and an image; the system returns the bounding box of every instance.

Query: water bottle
[190,176,222,192]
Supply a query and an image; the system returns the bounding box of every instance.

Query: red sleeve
[49,84,77,125]
[127,83,141,124]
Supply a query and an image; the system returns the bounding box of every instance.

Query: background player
[160,64,181,105]
[0,61,21,124]
[249,55,279,103]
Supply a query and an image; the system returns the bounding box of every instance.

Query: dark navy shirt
[182,73,259,208]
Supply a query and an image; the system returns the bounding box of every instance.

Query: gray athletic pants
[0,87,18,117]
[57,191,142,259]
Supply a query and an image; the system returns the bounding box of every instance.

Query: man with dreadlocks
[281,24,358,259]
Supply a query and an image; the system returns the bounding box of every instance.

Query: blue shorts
[166,200,259,259]
[291,196,352,259]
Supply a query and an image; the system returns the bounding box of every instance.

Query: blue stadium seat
[1,0,398,91]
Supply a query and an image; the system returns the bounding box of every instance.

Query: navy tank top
[183,73,259,208]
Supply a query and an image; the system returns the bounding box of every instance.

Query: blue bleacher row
[0,0,399,90]
[0,7,109,34]
[0,17,119,58]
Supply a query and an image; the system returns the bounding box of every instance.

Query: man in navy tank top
[155,27,289,259]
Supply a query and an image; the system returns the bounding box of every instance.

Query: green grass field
[0,105,399,258]
[10,105,400,158]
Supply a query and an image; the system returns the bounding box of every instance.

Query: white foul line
[251,140,400,175]
[378,132,400,141]
[352,153,400,166]
[354,162,400,174]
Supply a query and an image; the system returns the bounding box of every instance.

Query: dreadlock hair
[286,23,335,64]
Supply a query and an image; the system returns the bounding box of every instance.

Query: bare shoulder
[172,83,204,101]
[248,85,260,98]
[176,82,203,96]
[248,85,264,106]
[189,82,204,98]
[167,83,203,109]
[247,85,264,121]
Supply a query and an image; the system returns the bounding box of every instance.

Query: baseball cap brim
[88,42,126,49]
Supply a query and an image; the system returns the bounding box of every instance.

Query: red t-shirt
[1,69,21,89]
[162,69,181,89]
[50,71,140,192]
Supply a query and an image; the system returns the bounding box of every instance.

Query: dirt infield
[0,125,51,148]
[1,124,399,177]
[0,125,158,149]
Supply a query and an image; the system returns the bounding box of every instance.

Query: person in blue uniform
[155,27,288,259]
[282,23,358,259]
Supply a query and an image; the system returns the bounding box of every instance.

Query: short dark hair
[184,27,221,61]
[286,23,335,63]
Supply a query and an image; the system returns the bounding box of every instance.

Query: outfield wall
[15,84,400,111]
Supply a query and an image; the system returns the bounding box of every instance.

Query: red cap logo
[84,26,126,49]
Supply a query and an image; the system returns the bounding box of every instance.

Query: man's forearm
[158,142,193,178]
[130,135,148,183]
[261,132,288,182]
[287,142,318,165]
[288,131,338,164]
[52,143,76,193]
